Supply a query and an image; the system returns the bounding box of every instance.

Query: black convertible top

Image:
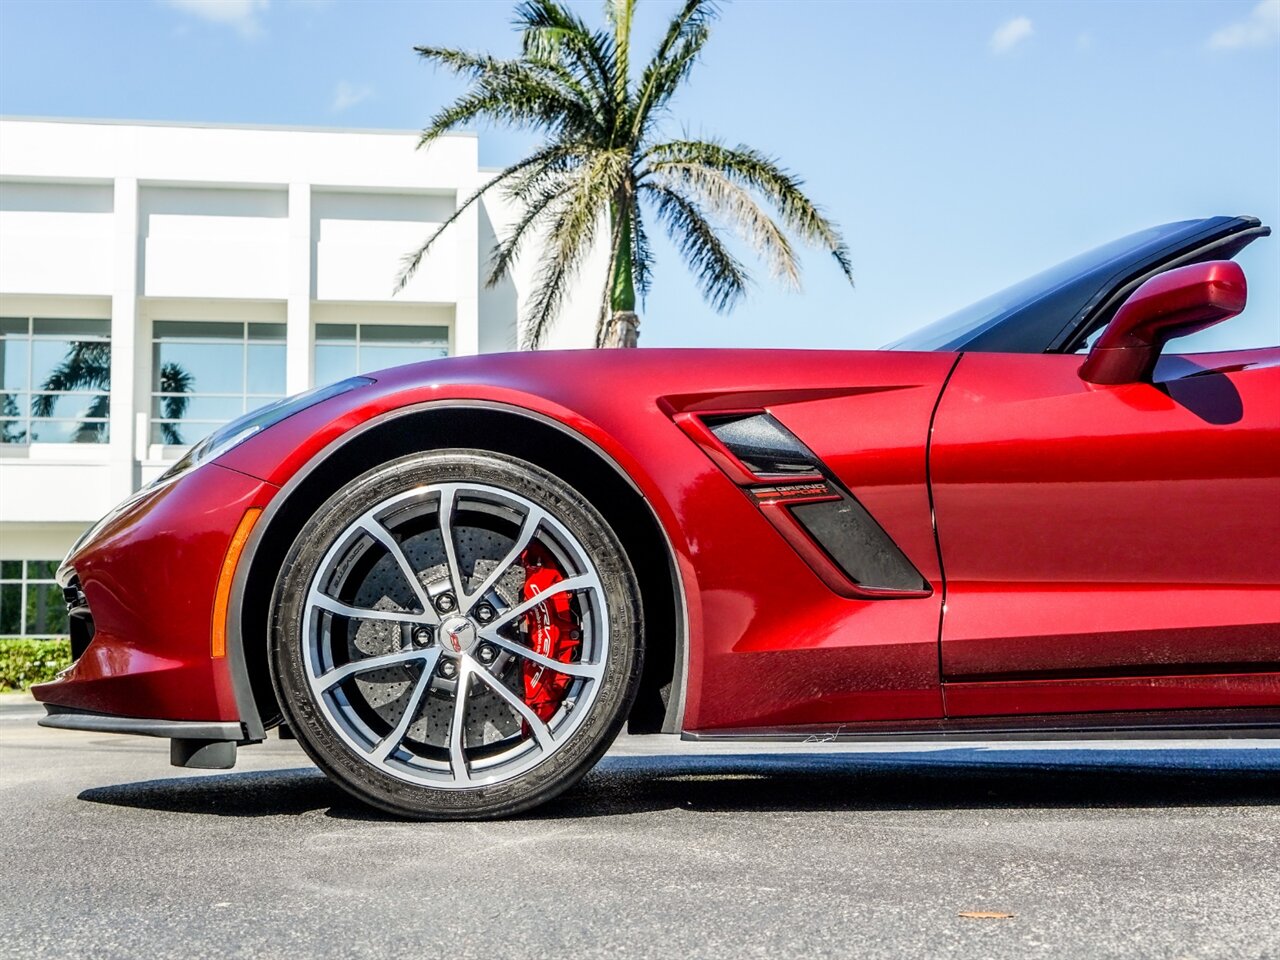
[888,215,1270,354]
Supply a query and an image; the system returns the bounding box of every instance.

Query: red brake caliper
[519,542,580,721]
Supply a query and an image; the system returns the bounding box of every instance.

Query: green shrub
[0,638,72,691]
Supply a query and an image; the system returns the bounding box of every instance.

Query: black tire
[270,449,643,819]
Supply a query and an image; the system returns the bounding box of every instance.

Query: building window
[0,560,67,637]
[151,320,287,446]
[314,323,449,386]
[0,317,111,444]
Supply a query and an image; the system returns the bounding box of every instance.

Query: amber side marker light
[212,507,263,658]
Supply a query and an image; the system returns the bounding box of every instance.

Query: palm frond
[413,46,503,79]
[647,139,853,283]
[515,0,616,111]
[32,342,111,417]
[415,60,599,146]
[630,0,716,144]
[73,393,110,443]
[418,45,602,126]
[648,162,799,287]
[522,238,582,351]
[396,145,571,293]
[645,183,748,312]
[158,362,193,445]
[486,172,577,288]
[521,151,628,347]
[503,145,583,201]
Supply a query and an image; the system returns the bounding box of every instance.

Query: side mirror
[1079,260,1247,385]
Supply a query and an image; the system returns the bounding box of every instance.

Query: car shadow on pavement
[77,746,1280,821]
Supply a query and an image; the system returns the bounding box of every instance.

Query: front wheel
[270,449,643,819]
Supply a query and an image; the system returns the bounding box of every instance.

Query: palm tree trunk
[602,309,639,347]
[604,197,640,348]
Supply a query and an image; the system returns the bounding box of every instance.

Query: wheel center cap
[439,615,478,655]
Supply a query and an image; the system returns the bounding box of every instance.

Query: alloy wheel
[301,482,609,789]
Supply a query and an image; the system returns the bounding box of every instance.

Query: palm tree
[32,341,110,442]
[156,362,194,445]
[2,393,26,443]
[33,343,192,444]
[400,0,852,348]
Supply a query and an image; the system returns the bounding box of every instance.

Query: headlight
[159,376,374,482]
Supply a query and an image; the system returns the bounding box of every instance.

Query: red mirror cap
[1095,260,1247,351]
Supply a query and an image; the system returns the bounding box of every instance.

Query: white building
[0,117,603,636]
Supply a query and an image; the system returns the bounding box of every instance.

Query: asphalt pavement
[2,692,1278,959]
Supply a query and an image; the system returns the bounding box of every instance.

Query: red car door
[929,347,1280,718]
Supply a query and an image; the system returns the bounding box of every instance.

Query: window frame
[150,319,288,447]
[314,321,450,384]
[0,559,66,638]
[0,316,112,446]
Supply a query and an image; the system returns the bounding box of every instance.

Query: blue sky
[1,0,1277,351]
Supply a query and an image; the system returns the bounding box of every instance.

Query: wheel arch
[229,400,687,740]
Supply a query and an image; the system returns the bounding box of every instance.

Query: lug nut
[439,659,458,679]
[474,602,496,624]
[412,627,433,647]
[476,643,497,664]
[434,592,457,613]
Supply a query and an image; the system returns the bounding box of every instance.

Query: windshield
[886,221,1209,352]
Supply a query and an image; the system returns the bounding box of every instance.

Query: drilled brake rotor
[348,523,527,749]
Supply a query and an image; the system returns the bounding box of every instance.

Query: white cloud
[990,16,1033,55]
[1208,0,1280,51]
[331,81,374,113]
[161,0,269,38]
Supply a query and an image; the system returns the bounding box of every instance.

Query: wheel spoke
[313,647,430,692]
[471,664,554,749]
[479,632,603,680]
[437,486,466,602]
[357,517,437,622]
[311,593,432,627]
[486,574,601,629]
[449,660,471,783]
[461,505,544,611]
[369,649,441,762]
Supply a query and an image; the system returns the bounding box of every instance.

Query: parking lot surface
[2,694,1278,959]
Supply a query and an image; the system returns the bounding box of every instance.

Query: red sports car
[34,215,1280,819]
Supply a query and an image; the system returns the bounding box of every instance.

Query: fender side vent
[675,409,930,598]
[705,413,818,476]
[788,497,928,592]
